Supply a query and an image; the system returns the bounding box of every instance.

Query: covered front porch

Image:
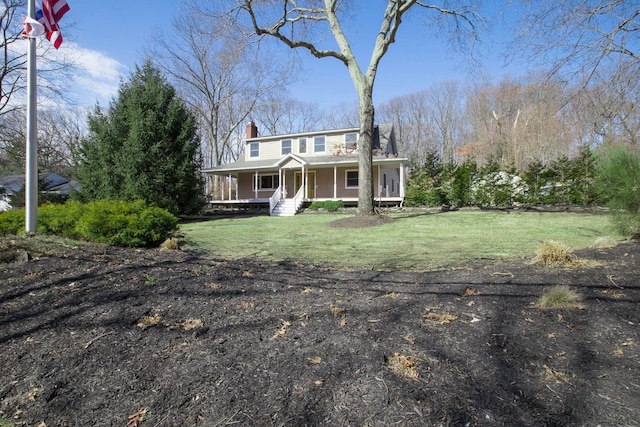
[204,154,406,216]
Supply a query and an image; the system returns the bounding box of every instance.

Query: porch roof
[204,154,407,175]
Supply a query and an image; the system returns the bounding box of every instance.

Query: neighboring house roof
[0,172,79,195]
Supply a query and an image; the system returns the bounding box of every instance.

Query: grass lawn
[180,210,621,270]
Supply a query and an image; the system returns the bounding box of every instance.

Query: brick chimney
[246,121,258,139]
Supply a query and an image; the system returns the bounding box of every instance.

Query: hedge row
[405,149,598,208]
[0,200,177,247]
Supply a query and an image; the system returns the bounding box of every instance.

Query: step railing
[269,186,282,214]
[292,186,305,212]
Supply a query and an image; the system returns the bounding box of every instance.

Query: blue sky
[60,1,522,110]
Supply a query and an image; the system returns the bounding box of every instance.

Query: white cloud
[61,42,127,107]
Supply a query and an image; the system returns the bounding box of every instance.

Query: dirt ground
[1,232,639,426]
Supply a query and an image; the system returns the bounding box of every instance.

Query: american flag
[41,0,70,49]
[24,0,70,49]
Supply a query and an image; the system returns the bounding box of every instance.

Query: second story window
[281,139,292,155]
[314,136,325,153]
[345,132,358,151]
[249,142,259,158]
[299,138,307,154]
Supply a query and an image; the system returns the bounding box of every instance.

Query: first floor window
[254,174,280,190]
[249,142,260,158]
[346,170,358,188]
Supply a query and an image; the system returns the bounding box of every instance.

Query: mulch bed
[1,238,639,426]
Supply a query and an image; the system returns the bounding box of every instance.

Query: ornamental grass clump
[537,285,583,309]
[533,240,576,267]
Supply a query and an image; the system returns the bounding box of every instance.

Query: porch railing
[269,186,282,214]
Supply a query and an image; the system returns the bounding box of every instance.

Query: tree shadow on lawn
[0,241,638,426]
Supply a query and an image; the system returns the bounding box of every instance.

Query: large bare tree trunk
[357,89,375,215]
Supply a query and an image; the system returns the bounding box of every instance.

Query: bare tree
[565,60,640,149]
[222,0,481,215]
[151,2,290,171]
[1,0,25,118]
[1,0,76,119]
[464,75,573,169]
[320,101,358,130]
[254,91,324,135]
[0,107,83,175]
[377,82,463,166]
[515,0,640,83]
[378,90,439,165]
[426,80,464,164]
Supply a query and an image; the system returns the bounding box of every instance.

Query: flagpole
[25,0,38,234]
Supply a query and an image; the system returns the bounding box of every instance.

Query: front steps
[270,198,298,216]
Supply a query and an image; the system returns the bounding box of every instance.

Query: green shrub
[0,200,177,246]
[405,184,447,207]
[308,200,343,212]
[446,160,477,206]
[38,200,85,237]
[74,200,178,247]
[324,200,344,212]
[0,209,25,236]
[596,144,640,238]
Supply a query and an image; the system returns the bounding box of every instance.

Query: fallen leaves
[422,308,458,325]
[272,320,291,339]
[173,318,203,331]
[127,407,149,427]
[137,314,162,330]
[542,364,570,384]
[28,387,40,401]
[602,288,624,299]
[463,287,478,297]
[330,305,346,317]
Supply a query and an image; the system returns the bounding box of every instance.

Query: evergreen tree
[74,60,205,215]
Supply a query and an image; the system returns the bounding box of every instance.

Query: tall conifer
[74,60,205,215]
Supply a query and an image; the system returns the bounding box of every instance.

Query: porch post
[377,164,381,200]
[400,163,405,198]
[333,166,337,199]
[228,174,232,200]
[235,175,239,201]
[254,171,258,200]
[279,168,283,199]
[282,169,286,199]
[303,165,308,199]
